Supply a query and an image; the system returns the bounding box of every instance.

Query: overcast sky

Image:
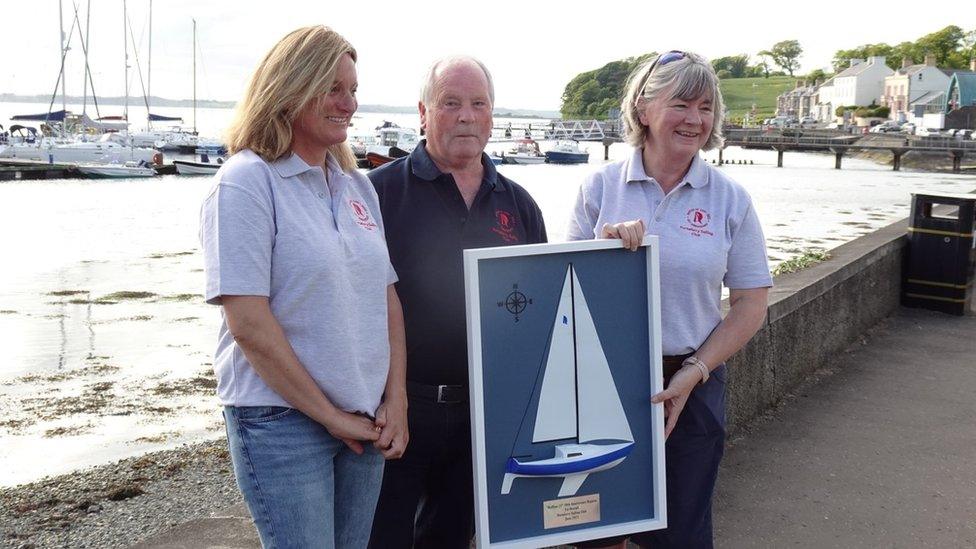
[2,0,969,111]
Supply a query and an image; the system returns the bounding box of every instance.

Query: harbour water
[1,102,974,486]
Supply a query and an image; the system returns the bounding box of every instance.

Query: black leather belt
[406,381,467,404]
[663,353,695,378]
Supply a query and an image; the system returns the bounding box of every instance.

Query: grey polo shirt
[200,150,397,414]
[567,147,772,355]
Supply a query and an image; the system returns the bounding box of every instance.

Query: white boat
[0,134,161,165]
[503,139,546,165]
[545,140,589,164]
[365,123,420,157]
[173,158,223,175]
[76,161,156,178]
[501,264,635,497]
[129,128,199,150]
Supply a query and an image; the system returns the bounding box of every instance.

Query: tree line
[561,26,976,118]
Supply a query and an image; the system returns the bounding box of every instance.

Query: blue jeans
[224,406,385,549]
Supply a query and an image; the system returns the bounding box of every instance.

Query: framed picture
[463,237,666,548]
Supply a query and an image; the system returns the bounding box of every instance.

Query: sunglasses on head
[637,50,686,100]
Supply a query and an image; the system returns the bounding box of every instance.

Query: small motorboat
[545,140,589,164]
[366,122,420,157]
[488,153,503,166]
[503,139,545,165]
[174,153,225,175]
[77,161,156,178]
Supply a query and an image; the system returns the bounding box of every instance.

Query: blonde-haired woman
[200,25,407,548]
[568,51,771,548]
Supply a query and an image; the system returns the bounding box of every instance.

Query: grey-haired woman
[567,51,772,548]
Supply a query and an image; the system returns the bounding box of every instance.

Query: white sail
[571,269,634,444]
[532,266,578,443]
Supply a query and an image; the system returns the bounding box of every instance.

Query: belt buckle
[436,385,461,404]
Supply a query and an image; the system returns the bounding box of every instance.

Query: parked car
[799,116,817,126]
[900,123,916,135]
[957,129,974,140]
[916,127,941,137]
[870,121,902,133]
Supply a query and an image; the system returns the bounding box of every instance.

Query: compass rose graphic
[497,283,533,322]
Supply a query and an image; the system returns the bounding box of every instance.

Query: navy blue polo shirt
[369,141,547,386]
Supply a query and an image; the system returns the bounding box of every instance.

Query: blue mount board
[477,248,656,544]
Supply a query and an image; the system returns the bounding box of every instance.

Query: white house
[882,54,950,122]
[813,77,835,122]
[831,57,894,110]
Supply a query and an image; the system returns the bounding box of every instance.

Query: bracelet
[682,356,710,384]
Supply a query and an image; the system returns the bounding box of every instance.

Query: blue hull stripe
[545,152,589,164]
[506,443,634,475]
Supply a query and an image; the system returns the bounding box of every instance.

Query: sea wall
[725,218,908,433]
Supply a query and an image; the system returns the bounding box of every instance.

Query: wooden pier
[0,160,80,181]
[722,129,976,172]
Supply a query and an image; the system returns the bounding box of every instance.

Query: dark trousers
[368,393,474,549]
[577,364,728,549]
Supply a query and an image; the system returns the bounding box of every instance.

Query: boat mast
[569,263,581,438]
[81,0,91,133]
[123,0,129,126]
[59,0,66,116]
[192,18,197,134]
[147,0,152,129]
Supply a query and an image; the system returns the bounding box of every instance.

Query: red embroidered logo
[680,208,714,238]
[491,210,519,242]
[348,199,377,230]
[686,208,711,228]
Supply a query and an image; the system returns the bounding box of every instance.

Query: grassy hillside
[719,76,797,122]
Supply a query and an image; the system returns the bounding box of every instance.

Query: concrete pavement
[136,307,976,548]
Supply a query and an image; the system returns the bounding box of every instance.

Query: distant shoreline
[0,94,560,119]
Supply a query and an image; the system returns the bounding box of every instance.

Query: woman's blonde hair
[225,25,358,171]
[620,51,725,151]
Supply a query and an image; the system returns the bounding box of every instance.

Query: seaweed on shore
[99,291,157,301]
[147,251,195,259]
[772,248,831,276]
[160,293,203,302]
[46,290,89,297]
[150,374,217,396]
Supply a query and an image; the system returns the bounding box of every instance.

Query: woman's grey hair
[620,51,724,150]
[420,56,495,106]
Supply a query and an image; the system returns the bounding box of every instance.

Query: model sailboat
[502,264,634,497]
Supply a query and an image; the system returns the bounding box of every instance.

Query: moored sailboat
[501,264,634,497]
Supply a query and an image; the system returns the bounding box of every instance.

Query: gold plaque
[542,494,601,529]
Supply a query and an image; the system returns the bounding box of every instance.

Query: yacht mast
[81,0,91,132]
[123,0,129,125]
[59,0,66,115]
[192,18,197,134]
[147,0,152,129]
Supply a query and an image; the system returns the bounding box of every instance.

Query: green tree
[832,43,893,71]
[559,54,654,118]
[805,68,829,83]
[762,40,803,76]
[916,25,966,67]
[711,55,750,78]
[755,53,772,78]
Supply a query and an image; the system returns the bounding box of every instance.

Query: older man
[367,57,547,548]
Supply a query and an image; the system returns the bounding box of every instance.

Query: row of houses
[776,56,976,129]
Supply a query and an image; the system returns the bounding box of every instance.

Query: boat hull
[504,154,546,165]
[502,442,634,496]
[173,160,220,175]
[0,143,158,165]
[77,165,156,178]
[545,151,589,164]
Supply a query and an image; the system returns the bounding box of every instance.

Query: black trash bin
[903,192,976,315]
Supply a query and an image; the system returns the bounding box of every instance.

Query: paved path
[136,307,976,548]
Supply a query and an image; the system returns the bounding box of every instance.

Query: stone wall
[725,219,909,433]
